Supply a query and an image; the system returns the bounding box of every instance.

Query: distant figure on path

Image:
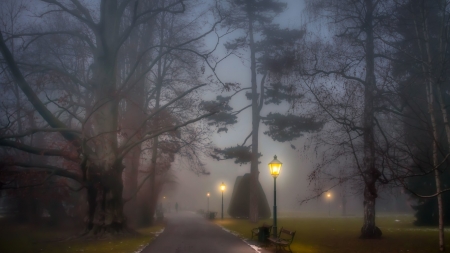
[175,202,178,213]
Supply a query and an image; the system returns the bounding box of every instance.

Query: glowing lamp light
[220,182,225,219]
[268,155,283,178]
[207,192,210,197]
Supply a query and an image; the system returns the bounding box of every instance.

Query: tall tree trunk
[121,0,156,227]
[415,3,446,248]
[86,182,98,232]
[83,0,126,234]
[147,136,159,225]
[123,145,140,226]
[101,162,126,233]
[434,4,448,249]
[248,12,260,223]
[360,0,382,239]
[425,74,444,251]
[122,50,146,228]
[147,5,168,223]
[147,64,164,226]
[84,161,127,235]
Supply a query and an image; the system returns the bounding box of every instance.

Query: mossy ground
[0,220,164,253]
[215,213,449,253]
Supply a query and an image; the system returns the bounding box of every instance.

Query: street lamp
[163,196,166,213]
[220,182,225,219]
[207,192,210,213]
[268,155,282,238]
[327,192,332,216]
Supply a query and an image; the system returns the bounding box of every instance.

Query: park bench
[268,227,296,252]
[251,223,272,241]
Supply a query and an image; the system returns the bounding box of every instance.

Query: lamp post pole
[273,176,277,238]
[327,193,331,216]
[220,182,225,220]
[207,193,210,214]
[268,155,282,238]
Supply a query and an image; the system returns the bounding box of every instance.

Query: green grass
[0,222,164,253]
[215,214,449,253]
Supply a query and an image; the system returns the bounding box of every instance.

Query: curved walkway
[141,211,269,253]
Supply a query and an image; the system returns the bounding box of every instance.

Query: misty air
[0,0,448,253]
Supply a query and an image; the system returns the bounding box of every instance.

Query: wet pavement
[141,211,269,253]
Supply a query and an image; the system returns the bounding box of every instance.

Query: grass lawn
[0,221,164,253]
[215,214,449,253]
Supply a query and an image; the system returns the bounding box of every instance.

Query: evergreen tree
[206,0,322,223]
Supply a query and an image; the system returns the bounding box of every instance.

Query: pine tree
[207,0,322,223]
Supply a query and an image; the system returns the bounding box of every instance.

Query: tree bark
[83,0,126,235]
[415,3,446,249]
[360,0,382,239]
[123,146,140,226]
[84,161,127,235]
[86,182,98,232]
[101,163,126,233]
[147,65,164,226]
[424,66,444,251]
[121,43,146,228]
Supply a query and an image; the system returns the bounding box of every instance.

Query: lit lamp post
[207,192,210,213]
[268,155,282,238]
[220,182,225,219]
[163,196,166,212]
[327,192,331,216]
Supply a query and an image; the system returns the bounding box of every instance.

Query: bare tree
[301,0,398,238]
[0,0,223,235]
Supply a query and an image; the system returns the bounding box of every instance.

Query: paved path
[141,211,269,253]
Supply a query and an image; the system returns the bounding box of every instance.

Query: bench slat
[268,227,296,253]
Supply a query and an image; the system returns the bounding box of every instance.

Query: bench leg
[285,244,292,253]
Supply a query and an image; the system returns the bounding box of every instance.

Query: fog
[164,0,413,217]
[0,0,438,245]
[164,0,311,214]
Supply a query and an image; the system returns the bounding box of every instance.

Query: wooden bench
[268,227,296,252]
[251,223,272,241]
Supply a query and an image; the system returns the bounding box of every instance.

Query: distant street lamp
[207,192,210,213]
[163,196,166,212]
[268,155,282,238]
[327,192,332,216]
[220,182,226,219]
